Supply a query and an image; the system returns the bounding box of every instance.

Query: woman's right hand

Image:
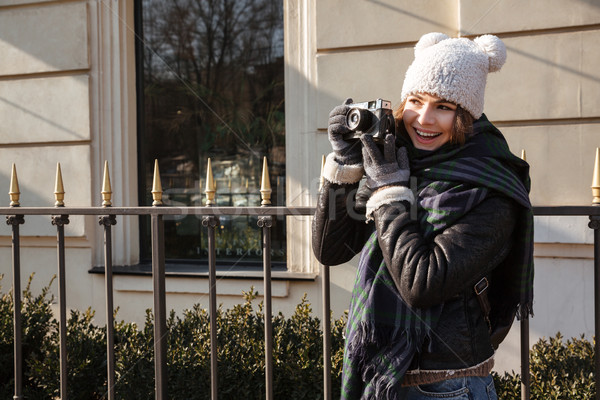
[361,133,410,191]
[328,98,362,164]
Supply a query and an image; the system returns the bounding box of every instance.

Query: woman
[312,33,534,399]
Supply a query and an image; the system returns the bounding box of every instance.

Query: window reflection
[137,0,285,263]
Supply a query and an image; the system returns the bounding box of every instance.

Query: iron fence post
[99,215,117,400]
[322,264,332,400]
[258,216,274,400]
[151,213,167,400]
[589,215,600,400]
[52,214,70,400]
[202,215,219,400]
[520,316,530,400]
[7,214,24,400]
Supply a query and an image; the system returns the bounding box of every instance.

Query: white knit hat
[400,32,507,119]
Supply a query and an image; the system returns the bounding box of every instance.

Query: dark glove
[361,134,410,191]
[328,98,362,164]
[354,183,373,215]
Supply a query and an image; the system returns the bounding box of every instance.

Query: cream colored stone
[0,246,93,315]
[317,0,457,49]
[0,144,91,236]
[460,0,600,36]
[316,47,413,129]
[0,0,55,6]
[316,29,600,124]
[495,255,595,373]
[315,30,600,126]
[284,0,319,273]
[0,2,88,76]
[535,216,594,244]
[0,74,90,144]
[501,122,600,205]
[485,30,600,120]
[88,0,140,267]
[114,274,289,297]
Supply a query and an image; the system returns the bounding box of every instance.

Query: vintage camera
[343,98,395,143]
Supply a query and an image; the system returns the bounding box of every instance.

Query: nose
[417,104,435,126]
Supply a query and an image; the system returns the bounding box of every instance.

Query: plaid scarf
[341,115,533,399]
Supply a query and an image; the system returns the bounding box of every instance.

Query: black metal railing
[530,206,600,400]
[4,205,315,400]
[5,204,600,400]
[4,157,600,399]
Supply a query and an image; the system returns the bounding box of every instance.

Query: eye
[438,104,456,111]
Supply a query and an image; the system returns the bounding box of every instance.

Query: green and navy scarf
[341,115,533,399]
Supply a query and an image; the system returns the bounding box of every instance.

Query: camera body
[343,98,395,143]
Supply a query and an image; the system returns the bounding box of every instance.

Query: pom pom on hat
[474,34,507,72]
[401,32,507,119]
[414,32,449,57]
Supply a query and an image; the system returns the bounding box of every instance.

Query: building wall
[0,0,140,324]
[0,0,93,303]
[0,0,599,375]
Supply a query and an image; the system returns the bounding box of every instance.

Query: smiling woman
[135,0,286,265]
[313,32,534,399]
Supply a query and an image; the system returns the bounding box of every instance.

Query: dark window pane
[136,0,285,264]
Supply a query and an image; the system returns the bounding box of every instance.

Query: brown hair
[393,98,475,146]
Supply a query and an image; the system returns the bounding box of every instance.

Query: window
[135,0,285,265]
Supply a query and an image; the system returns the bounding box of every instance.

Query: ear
[474,34,507,72]
[414,32,450,57]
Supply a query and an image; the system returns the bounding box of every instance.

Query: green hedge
[494,333,595,399]
[0,274,596,399]
[0,275,346,399]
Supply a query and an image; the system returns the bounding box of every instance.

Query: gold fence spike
[592,148,600,205]
[260,156,272,206]
[205,158,216,206]
[54,163,65,207]
[102,160,112,207]
[151,159,163,206]
[521,149,527,161]
[9,163,20,207]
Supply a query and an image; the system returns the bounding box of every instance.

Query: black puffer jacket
[312,179,518,371]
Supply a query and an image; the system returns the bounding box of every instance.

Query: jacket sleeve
[373,194,518,309]
[311,179,371,266]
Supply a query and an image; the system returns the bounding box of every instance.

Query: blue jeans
[398,374,498,399]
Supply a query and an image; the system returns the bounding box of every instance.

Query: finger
[360,134,376,153]
[344,98,354,105]
[329,104,349,118]
[383,134,396,162]
[397,147,410,169]
[328,125,349,138]
[328,113,347,127]
[361,143,371,164]
[360,135,379,160]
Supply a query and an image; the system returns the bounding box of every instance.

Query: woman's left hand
[361,133,410,191]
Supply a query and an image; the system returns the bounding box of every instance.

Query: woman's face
[402,93,457,151]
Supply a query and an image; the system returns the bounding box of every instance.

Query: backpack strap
[474,277,491,332]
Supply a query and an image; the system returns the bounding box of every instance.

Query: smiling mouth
[415,128,442,139]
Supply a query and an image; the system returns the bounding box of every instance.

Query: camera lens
[346,108,370,132]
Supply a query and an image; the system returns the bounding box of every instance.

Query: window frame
[133,0,289,269]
